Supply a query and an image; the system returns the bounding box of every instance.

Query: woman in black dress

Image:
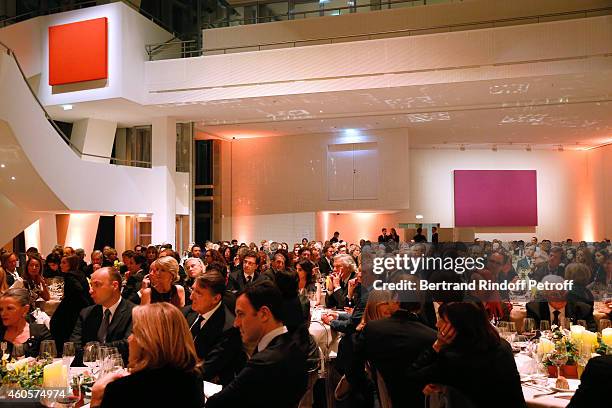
[140,256,185,308]
[49,255,93,351]
[90,303,204,408]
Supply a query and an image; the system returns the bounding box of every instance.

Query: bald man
[70,267,135,365]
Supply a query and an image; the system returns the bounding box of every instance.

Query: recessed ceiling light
[10,176,16,180]
[416,214,424,219]
[61,104,73,111]
[0,164,5,168]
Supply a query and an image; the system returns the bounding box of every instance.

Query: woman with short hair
[140,256,185,308]
[90,303,204,408]
[0,288,53,357]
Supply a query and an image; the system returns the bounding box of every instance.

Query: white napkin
[204,381,222,398]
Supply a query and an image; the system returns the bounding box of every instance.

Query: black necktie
[246,275,252,284]
[552,310,561,327]
[97,309,111,343]
[191,316,203,340]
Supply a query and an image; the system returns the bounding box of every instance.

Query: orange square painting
[49,17,108,86]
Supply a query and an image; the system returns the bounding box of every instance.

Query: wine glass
[40,340,57,359]
[539,320,551,334]
[523,318,537,341]
[63,342,76,367]
[12,343,25,360]
[83,342,100,376]
[548,345,568,380]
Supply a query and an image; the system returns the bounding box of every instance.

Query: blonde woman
[140,256,185,308]
[355,289,398,332]
[90,303,204,408]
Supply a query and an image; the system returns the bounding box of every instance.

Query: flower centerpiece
[0,354,52,390]
[541,325,579,378]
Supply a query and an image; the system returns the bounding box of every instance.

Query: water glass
[523,318,537,340]
[539,320,551,333]
[40,340,57,359]
[11,343,25,360]
[83,342,101,375]
[63,342,76,367]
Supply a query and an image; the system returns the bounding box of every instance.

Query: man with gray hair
[325,254,357,309]
[526,274,595,331]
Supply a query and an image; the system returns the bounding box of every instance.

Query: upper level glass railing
[204,0,463,28]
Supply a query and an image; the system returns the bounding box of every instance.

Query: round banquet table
[515,353,578,408]
[309,307,340,358]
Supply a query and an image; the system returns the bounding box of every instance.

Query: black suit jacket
[325,271,355,309]
[227,270,262,293]
[205,332,308,408]
[69,298,135,365]
[568,355,612,408]
[526,300,596,331]
[101,366,204,408]
[182,303,245,386]
[50,270,93,350]
[350,309,437,408]
[121,269,145,304]
[318,257,333,277]
[0,323,53,358]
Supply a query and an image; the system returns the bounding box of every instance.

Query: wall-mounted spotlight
[526,145,532,152]
[459,145,466,151]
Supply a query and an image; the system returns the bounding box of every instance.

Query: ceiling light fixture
[416,214,424,219]
[61,104,73,111]
[459,145,466,151]
[526,145,532,152]
[10,176,15,180]
[0,164,5,168]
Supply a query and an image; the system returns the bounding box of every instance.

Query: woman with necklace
[141,256,185,308]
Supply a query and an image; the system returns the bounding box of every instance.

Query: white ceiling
[46,71,612,150]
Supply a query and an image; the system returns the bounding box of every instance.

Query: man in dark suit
[227,250,262,293]
[526,274,596,331]
[318,244,334,278]
[205,281,308,408]
[531,247,565,282]
[348,299,437,407]
[325,254,356,309]
[183,271,245,386]
[121,253,147,304]
[378,228,391,244]
[70,267,135,365]
[568,355,612,407]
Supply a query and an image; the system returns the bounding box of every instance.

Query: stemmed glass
[547,345,568,380]
[83,342,101,377]
[539,320,551,335]
[40,340,57,359]
[523,318,537,342]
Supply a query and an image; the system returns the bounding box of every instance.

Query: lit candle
[602,328,612,347]
[583,330,598,347]
[43,361,68,388]
[570,325,584,342]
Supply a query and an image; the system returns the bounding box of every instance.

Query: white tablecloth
[515,354,578,408]
[309,307,340,358]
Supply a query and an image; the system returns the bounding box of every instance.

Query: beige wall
[203,0,611,51]
[225,132,612,243]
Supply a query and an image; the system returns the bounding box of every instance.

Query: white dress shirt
[103,297,122,324]
[257,325,288,352]
[192,301,223,330]
[548,305,566,327]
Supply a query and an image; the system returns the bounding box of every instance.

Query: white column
[151,117,176,247]
[38,213,58,256]
[70,118,117,163]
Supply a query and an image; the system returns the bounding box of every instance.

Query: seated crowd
[0,233,609,407]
